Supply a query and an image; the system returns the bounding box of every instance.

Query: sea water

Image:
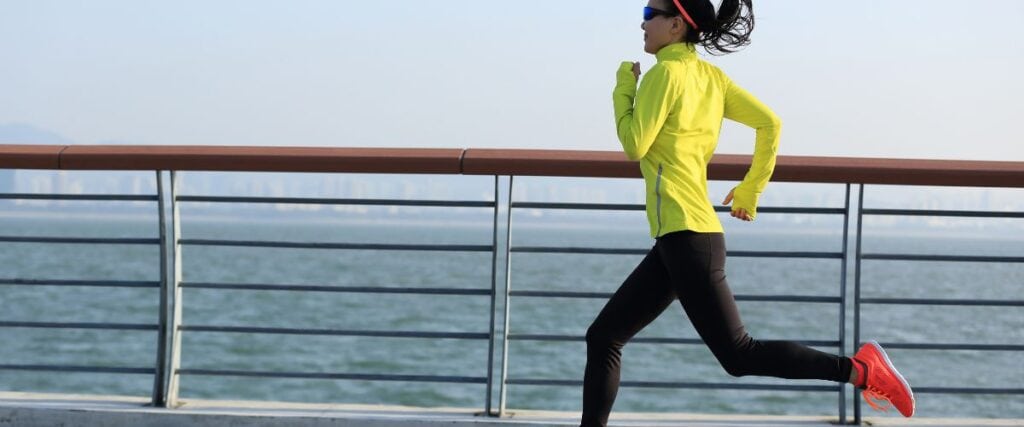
[0,214,1021,419]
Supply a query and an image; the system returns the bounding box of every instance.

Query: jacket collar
[656,43,698,62]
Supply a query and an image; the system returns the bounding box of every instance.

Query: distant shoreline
[1,209,1021,242]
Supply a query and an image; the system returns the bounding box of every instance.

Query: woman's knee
[719,357,752,378]
[585,323,623,350]
[712,342,757,377]
[585,323,607,346]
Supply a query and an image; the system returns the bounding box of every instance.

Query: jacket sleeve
[613,62,675,161]
[723,79,782,220]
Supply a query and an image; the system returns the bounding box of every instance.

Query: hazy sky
[2,1,1022,161]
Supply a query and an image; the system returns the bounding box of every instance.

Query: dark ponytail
[680,0,755,55]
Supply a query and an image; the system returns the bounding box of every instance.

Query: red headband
[670,0,699,30]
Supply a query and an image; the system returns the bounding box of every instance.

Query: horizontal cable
[181,282,491,296]
[862,253,1024,263]
[509,290,610,299]
[508,334,839,347]
[506,334,698,343]
[512,247,646,255]
[734,295,842,303]
[0,193,158,201]
[179,239,493,252]
[511,247,645,255]
[0,321,156,331]
[912,387,1024,395]
[176,195,494,208]
[0,236,159,245]
[511,203,845,215]
[506,378,838,392]
[511,202,643,211]
[862,208,1024,219]
[861,297,1024,307]
[729,251,843,259]
[177,369,486,384]
[715,206,847,215]
[512,246,842,259]
[180,325,489,340]
[0,364,154,375]
[0,278,159,288]
[875,342,1024,351]
[509,290,840,304]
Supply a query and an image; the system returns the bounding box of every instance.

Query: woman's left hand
[722,188,753,222]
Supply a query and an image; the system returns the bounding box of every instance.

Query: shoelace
[862,385,894,413]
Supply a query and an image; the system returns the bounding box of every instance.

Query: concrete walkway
[0,392,1020,427]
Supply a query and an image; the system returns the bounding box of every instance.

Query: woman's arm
[722,80,782,221]
[613,62,675,161]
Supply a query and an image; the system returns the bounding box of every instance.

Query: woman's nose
[640,21,646,31]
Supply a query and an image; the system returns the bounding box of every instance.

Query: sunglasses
[643,6,678,21]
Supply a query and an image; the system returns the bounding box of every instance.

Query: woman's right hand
[631,62,641,80]
[722,187,754,222]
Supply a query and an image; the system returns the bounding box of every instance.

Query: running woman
[580,1,915,425]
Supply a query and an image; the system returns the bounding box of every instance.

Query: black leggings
[581,230,852,426]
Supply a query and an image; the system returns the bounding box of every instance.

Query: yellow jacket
[613,43,781,237]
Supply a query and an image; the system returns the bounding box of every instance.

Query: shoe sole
[866,340,916,417]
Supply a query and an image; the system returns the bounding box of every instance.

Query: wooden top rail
[1,144,1022,188]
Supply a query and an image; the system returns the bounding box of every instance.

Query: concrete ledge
[1,392,1021,427]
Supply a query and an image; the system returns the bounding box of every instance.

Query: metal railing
[0,145,1021,424]
[0,176,170,405]
[497,182,853,418]
[852,191,1024,422]
[164,171,503,411]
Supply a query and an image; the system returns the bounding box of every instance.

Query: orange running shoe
[852,340,915,417]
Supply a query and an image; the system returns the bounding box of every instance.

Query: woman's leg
[656,231,852,382]
[581,248,677,427]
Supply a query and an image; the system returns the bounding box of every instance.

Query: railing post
[166,171,185,407]
[838,183,851,423]
[152,170,169,407]
[498,175,515,416]
[853,184,865,425]
[485,175,500,415]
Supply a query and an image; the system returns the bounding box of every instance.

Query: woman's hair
[671,0,755,55]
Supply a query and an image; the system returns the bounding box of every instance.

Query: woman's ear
[672,16,688,38]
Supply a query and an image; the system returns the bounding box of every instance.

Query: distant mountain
[0,122,78,145]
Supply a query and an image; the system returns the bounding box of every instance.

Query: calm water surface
[0,215,1021,419]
